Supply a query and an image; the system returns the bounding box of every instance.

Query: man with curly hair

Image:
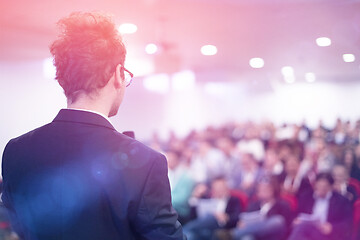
[1,12,185,240]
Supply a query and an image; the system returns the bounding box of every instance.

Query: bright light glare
[305,72,316,83]
[143,74,170,93]
[201,45,218,56]
[118,23,138,34]
[281,66,295,83]
[43,57,56,79]
[145,43,158,55]
[281,66,294,76]
[284,75,295,84]
[172,70,196,91]
[343,54,355,63]
[249,58,264,68]
[316,37,331,47]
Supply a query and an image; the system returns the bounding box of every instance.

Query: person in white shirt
[289,172,352,240]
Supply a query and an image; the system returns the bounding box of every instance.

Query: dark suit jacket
[1,109,185,240]
[277,173,313,200]
[247,199,292,227]
[297,191,352,240]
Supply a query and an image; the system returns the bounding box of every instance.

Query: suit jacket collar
[52,108,116,131]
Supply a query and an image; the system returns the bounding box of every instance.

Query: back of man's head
[50,12,126,103]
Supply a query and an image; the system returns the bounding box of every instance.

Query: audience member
[332,164,358,204]
[214,176,292,240]
[166,150,195,224]
[288,172,352,240]
[184,177,242,240]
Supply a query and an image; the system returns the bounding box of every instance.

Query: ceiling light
[305,72,316,83]
[118,23,138,34]
[281,66,294,76]
[145,43,158,55]
[281,66,295,83]
[249,58,264,68]
[343,54,355,63]
[316,37,331,47]
[201,45,217,56]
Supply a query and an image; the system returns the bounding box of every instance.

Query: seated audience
[189,140,226,183]
[343,147,360,181]
[215,137,240,189]
[263,147,283,175]
[278,154,312,200]
[214,176,292,240]
[184,177,242,240]
[233,153,263,198]
[288,172,352,240]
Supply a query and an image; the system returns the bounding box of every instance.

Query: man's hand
[214,212,229,226]
[318,222,332,235]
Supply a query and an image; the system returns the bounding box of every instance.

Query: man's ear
[114,64,123,89]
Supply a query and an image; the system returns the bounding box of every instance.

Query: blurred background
[2,1,360,239]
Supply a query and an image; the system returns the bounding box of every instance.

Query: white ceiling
[1,0,360,83]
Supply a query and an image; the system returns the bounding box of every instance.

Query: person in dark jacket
[332,164,358,204]
[1,12,184,240]
[214,175,292,240]
[288,172,352,240]
[184,177,242,240]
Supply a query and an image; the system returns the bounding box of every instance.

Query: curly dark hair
[50,12,126,103]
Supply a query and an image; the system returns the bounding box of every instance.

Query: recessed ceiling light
[201,45,217,56]
[305,72,316,83]
[343,54,355,63]
[145,43,158,55]
[249,58,264,68]
[316,37,331,47]
[281,66,295,83]
[281,66,294,76]
[118,23,138,34]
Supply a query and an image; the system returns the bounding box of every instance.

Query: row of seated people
[181,172,356,240]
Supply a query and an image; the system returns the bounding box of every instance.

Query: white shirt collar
[314,191,333,201]
[64,108,112,125]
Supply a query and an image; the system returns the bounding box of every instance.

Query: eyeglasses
[122,67,134,87]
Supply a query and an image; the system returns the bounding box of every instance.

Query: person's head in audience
[256,176,280,203]
[343,148,356,171]
[314,137,327,152]
[355,144,360,161]
[278,143,292,162]
[240,153,258,172]
[166,150,182,171]
[211,177,230,199]
[284,154,301,177]
[314,172,334,198]
[198,140,213,156]
[332,164,349,191]
[263,147,281,172]
[50,12,128,117]
[216,137,235,157]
